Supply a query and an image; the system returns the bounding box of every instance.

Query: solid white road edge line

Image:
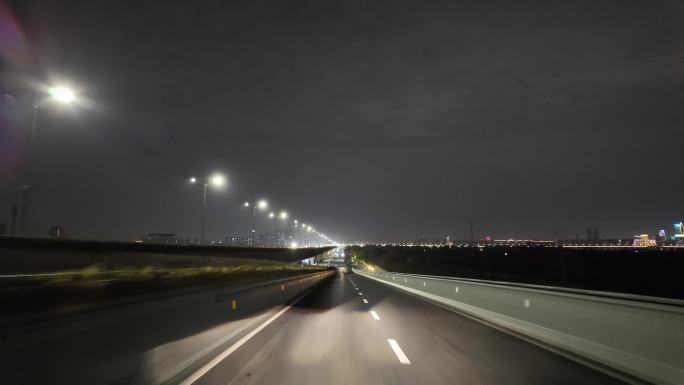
[179,293,308,385]
[388,339,411,364]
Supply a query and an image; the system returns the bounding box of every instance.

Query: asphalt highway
[185,271,626,385]
[0,270,628,384]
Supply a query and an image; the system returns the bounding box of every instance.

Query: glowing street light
[279,211,288,220]
[269,212,275,219]
[209,173,226,187]
[48,86,76,103]
[188,172,227,244]
[243,199,268,211]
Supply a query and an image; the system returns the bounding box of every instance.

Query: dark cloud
[1,0,683,241]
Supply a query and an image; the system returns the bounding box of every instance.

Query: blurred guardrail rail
[355,269,684,385]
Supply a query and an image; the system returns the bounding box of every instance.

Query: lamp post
[19,86,76,235]
[294,219,299,248]
[189,173,226,244]
[300,222,307,247]
[243,199,268,245]
[278,211,288,246]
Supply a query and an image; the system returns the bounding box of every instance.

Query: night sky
[1,0,683,242]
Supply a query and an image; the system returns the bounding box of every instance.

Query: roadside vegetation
[1,262,326,316]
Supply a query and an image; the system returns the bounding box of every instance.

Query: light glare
[209,173,226,187]
[48,86,76,103]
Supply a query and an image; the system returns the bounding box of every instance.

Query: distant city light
[279,211,288,220]
[188,177,197,184]
[257,199,268,210]
[269,212,275,218]
[243,201,250,207]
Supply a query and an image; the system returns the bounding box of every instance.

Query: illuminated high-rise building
[675,222,684,244]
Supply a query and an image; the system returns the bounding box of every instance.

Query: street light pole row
[184,175,334,247]
[13,84,336,245]
[243,202,332,247]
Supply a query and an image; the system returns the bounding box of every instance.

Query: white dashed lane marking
[388,339,411,364]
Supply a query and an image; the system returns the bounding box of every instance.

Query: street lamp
[31,86,77,139]
[210,174,225,187]
[293,219,300,247]
[19,85,77,235]
[275,211,289,246]
[189,172,227,244]
[244,199,268,244]
[257,199,268,210]
[47,86,76,103]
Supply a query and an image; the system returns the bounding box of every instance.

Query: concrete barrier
[355,269,684,385]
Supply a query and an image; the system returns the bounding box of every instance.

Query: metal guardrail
[355,269,684,385]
